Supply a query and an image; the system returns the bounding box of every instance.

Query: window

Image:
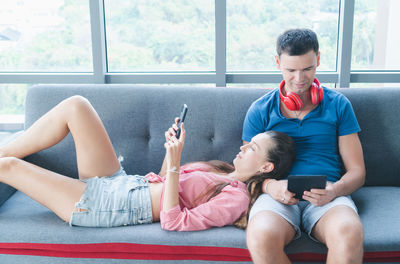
[350,83,400,88]
[0,0,92,72]
[0,84,27,115]
[104,0,215,72]
[1,0,400,131]
[0,83,27,131]
[227,0,340,71]
[352,0,400,70]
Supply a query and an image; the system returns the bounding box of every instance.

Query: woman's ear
[260,162,274,173]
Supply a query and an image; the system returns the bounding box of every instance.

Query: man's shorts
[249,193,358,241]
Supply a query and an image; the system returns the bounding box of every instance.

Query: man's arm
[301,132,365,206]
[333,132,366,196]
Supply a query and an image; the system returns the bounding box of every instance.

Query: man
[243,29,365,264]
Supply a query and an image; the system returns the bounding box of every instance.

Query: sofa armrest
[0,130,24,207]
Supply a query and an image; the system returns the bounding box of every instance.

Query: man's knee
[326,215,364,247]
[321,213,364,263]
[246,211,291,250]
[339,218,363,243]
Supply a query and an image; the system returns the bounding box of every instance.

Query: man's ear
[260,162,274,173]
[275,55,281,69]
[316,51,320,67]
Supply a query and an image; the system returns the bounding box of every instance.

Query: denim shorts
[249,193,358,242]
[69,167,153,227]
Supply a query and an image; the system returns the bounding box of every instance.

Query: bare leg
[0,157,86,222]
[0,96,120,180]
[246,211,295,264]
[312,205,364,264]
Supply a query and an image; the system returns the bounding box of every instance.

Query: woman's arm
[159,117,180,177]
[158,156,168,177]
[160,186,249,231]
[162,122,185,211]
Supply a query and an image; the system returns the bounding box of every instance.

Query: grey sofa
[0,84,399,263]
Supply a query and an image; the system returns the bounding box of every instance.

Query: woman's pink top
[145,163,250,231]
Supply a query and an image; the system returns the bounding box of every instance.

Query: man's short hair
[276,29,319,56]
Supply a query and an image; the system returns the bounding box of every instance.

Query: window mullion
[89,0,107,84]
[215,0,226,87]
[337,0,355,88]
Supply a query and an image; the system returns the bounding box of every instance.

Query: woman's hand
[162,119,185,212]
[302,182,337,206]
[265,179,298,205]
[165,117,180,141]
[164,118,185,168]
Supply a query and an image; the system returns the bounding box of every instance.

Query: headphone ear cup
[310,83,318,105]
[318,86,324,102]
[283,96,297,111]
[287,92,303,111]
[310,78,324,105]
[279,79,303,111]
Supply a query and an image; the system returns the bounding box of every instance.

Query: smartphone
[176,104,188,139]
[287,175,327,200]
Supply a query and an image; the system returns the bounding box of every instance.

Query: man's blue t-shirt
[242,87,360,182]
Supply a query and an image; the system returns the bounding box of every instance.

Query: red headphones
[279,78,324,111]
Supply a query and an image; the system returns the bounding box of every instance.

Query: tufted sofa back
[24,85,400,187]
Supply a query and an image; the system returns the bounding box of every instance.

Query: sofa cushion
[0,191,251,262]
[338,88,400,187]
[1,188,399,262]
[352,187,400,252]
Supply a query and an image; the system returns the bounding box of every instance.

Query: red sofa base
[0,243,399,262]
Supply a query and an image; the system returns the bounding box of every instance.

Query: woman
[0,96,295,231]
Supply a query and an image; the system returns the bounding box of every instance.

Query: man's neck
[298,91,313,109]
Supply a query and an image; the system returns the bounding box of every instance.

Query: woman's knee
[0,157,22,173]
[58,95,94,123]
[65,95,92,113]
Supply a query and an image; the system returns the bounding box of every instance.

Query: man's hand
[302,182,337,206]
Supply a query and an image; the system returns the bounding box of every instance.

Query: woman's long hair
[195,131,296,229]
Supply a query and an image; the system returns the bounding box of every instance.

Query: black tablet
[287,175,327,200]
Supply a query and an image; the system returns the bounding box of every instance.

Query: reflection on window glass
[350,83,400,88]
[104,0,215,72]
[0,0,92,72]
[352,0,400,70]
[228,83,337,89]
[227,83,280,89]
[227,0,339,71]
[0,84,28,115]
